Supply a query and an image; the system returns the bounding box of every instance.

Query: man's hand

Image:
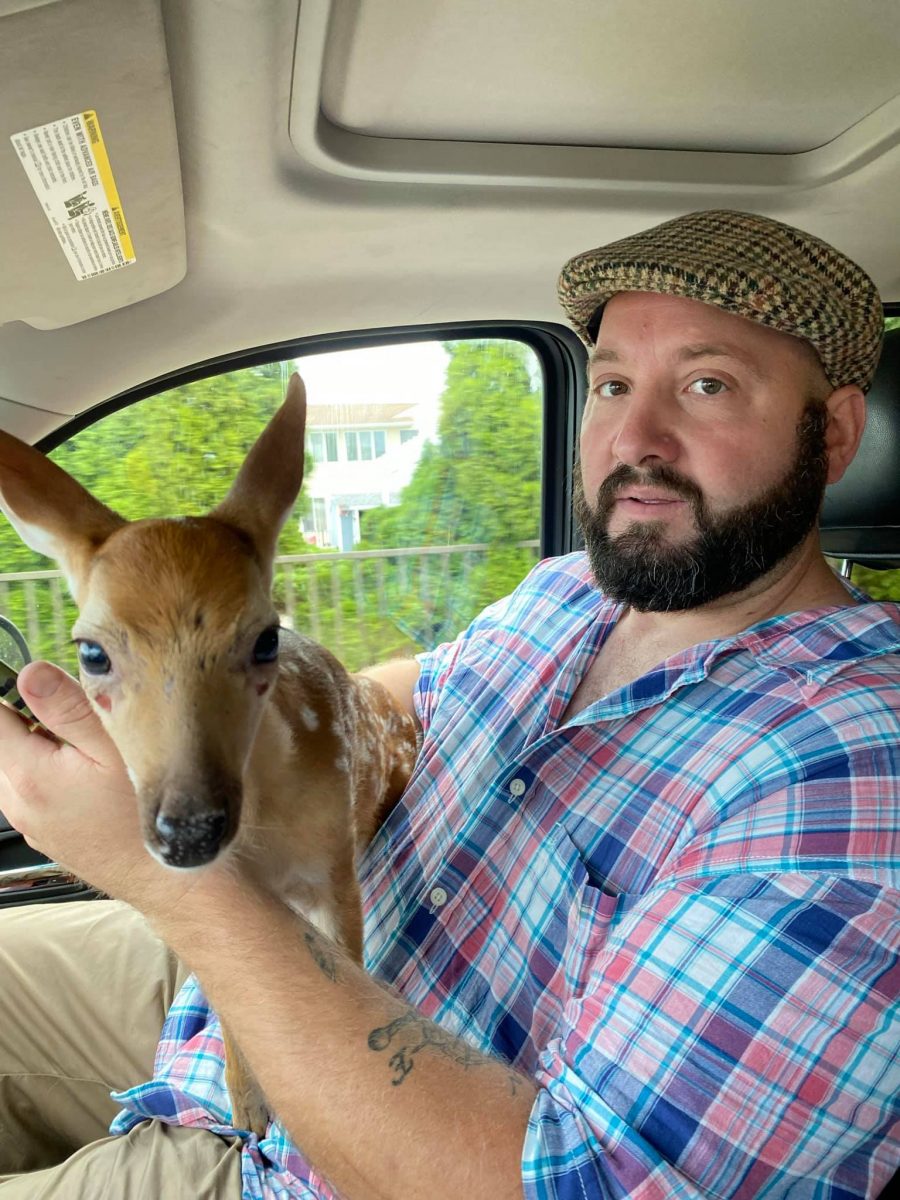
[0,661,202,919]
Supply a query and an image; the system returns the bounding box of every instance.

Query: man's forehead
[597,290,759,337]
[592,291,824,376]
[588,340,771,386]
[589,339,761,367]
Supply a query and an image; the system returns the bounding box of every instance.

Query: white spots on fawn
[300,705,319,731]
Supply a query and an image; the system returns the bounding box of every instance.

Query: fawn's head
[0,374,307,868]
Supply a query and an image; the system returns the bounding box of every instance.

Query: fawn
[0,374,418,1135]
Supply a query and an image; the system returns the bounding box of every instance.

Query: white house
[301,400,422,550]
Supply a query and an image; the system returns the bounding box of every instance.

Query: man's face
[576,292,835,611]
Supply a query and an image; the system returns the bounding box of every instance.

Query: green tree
[359,340,542,642]
[851,565,900,602]
[50,362,310,536]
[363,340,540,549]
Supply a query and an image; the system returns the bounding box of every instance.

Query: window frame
[37,321,588,561]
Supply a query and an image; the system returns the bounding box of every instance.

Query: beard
[574,400,830,612]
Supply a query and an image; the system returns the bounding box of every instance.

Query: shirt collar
[564,567,900,719]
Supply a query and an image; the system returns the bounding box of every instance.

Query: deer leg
[337,880,364,965]
[223,1022,269,1138]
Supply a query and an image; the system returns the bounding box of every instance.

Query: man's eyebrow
[588,341,769,381]
[677,344,768,380]
[588,346,620,366]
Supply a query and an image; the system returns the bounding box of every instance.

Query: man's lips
[614,490,688,509]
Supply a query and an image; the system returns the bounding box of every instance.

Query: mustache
[594,463,704,514]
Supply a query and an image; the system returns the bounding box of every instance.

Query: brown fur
[0,375,418,1134]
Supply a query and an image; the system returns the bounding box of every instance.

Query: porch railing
[0,540,541,673]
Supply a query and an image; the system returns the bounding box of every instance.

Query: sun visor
[0,0,185,330]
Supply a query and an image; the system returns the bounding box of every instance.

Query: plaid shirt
[112,553,900,1199]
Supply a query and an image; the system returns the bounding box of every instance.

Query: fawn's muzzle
[154,809,229,868]
[136,739,245,869]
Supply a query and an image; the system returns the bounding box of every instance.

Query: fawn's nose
[154,809,228,868]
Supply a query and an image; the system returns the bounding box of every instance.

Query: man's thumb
[18,662,115,762]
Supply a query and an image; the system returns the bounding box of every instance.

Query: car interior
[0,2,897,1186]
[0,2,897,1190]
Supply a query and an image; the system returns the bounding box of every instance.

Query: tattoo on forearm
[368,1011,526,1096]
[368,1013,477,1085]
[303,930,338,982]
[504,1068,524,1096]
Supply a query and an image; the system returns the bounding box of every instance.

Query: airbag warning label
[11,110,136,281]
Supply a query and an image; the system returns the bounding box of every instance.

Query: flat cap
[558,209,884,392]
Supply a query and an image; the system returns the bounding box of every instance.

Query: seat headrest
[821,324,900,566]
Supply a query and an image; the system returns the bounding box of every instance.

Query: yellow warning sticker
[10,110,136,281]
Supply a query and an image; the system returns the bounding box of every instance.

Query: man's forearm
[154,871,535,1199]
[357,658,421,727]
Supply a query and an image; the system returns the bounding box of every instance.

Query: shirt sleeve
[523,866,899,1199]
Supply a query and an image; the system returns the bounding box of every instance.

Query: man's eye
[687,377,727,396]
[593,379,628,397]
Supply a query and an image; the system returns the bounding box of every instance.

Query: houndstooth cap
[558,209,884,392]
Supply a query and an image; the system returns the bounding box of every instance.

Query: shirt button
[429,887,448,909]
[509,777,527,797]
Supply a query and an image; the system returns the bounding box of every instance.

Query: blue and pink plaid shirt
[112,553,900,1199]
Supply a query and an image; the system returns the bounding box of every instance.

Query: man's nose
[610,392,678,467]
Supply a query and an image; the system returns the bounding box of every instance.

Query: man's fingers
[15,662,115,765]
[0,695,57,765]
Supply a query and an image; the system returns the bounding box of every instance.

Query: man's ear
[823,385,866,486]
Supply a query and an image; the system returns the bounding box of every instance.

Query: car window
[847,314,900,602]
[0,337,543,672]
[850,568,900,602]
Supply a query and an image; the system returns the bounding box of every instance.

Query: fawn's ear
[212,372,307,568]
[0,430,125,601]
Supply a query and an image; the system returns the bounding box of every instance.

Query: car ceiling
[1,0,899,441]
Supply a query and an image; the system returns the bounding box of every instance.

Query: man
[0,209,897,1198]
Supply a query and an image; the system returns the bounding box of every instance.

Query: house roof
[306,402,417,429]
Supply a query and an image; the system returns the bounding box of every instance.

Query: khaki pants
[0,899,243,1197]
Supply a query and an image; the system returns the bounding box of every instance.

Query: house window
[308,430,338,463]
[345,430,387,461]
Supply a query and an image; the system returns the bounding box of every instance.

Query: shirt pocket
[556,828,630,1002]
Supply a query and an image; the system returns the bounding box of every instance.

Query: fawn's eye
[77,640,111,675]
[252,627,279,664]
